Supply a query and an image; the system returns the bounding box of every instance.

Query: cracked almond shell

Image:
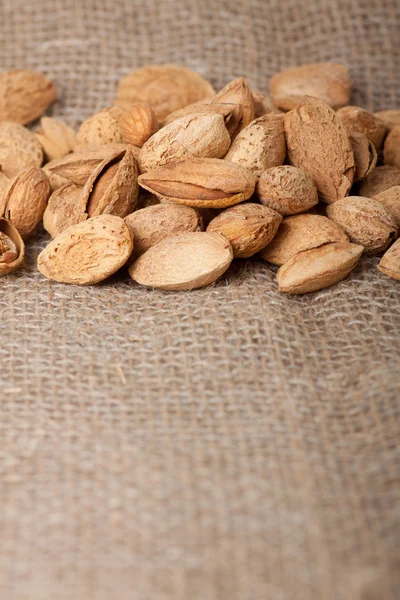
[0,121,43,179]
[0,69,56,125]
[358,165,400,198]
[211,77,254,134]
[251,89,281,118]
[35,117,76,161]
[38,214,133,285]
[377,238,400,281]
[337,105,387,150]
[284,97,355,204]
[0,217,24,276]
[257,165,318,215]
[121,103,159,147]
[350,132,377,182]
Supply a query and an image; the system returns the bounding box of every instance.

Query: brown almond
[138,114,231,173]
[269,62,350,111]
[224,114,286,175]
[257,165,318,215]
[161,102,243,139]
[138,158,257,209]
[0,69,56,125]
[373,187,400,227]
[276,242,363,294]
[211,77,255,133]
[125,204,202,256]
[115,65,215,120]
[206,203,282,258]
[350,132,377,182]
[35,117,76,161]
[0,172,10,205]
[260,213,349,265]
[1,167,51,239]
[284,97,355,204]
[337,105,387,149]
[0,121,43,178]
[359,165,400,198]
[129,231,233,290]
[0,217,24,276]
[326,196,398,254]
[74,106,126,150]
[377,238,400,281]
[251,89,281,118]
[121,103,159,147]
[375,110,400,131]
[38,214,133,285]
[43,183,85,238]
[383,126,400,168]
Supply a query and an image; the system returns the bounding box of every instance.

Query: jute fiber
[0,1,399,598]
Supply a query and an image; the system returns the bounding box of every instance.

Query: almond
[377,238,400,281]
[372,187,400,227]
[269,62,350,111]
[161,103,243,139]
[74,106,126,150]
[138,158,257,208]
[0,217,24,276]
[211,77,254,133]
[0,172,10,205]
[0,69,56,124]
[337,106,387,149]
[358,165,400,199]
[35,117,76,161]
[0,121,43,178]
[383,126,400,168]
[138,114,231,173]
[260,213,348,265]
[129,231,233,290]
[43,183,85,238]
[284,97,355,204]
[38,215,133,285]
[206,203,282,258]
[121,103,159,147]
[375,110,400,131]
[326,196,398,254]
[349,132,377,182]
[251,89,281,118]
[257,165,318,215]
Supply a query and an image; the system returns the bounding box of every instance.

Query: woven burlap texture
[1,0,400,599]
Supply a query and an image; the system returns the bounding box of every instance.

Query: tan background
[1,0,400,598]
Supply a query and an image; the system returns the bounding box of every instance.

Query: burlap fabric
[1,1,400,598]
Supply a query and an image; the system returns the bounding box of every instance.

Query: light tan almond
[326,196,398,254]
[0,122,43,178]
[121,103,159,147]
[129,231,233,290]
[224,114,286,175]
[349,132,377,182]
[276,242,363,293]
[0,172,10,205]
[43,183,85,238]
[38,214,133,285]
[138,158,257,208]
[1,167,51,239]
[161,102,243,139]
[372,187,400,227]
[0,69,56,125]
[251,89,281,118]
[35,117,76,161]
[74,106,126,150]
[115,65,215,120]
[377,238,400,281]
[212,77,254,133]
[284,97,355,204]
[260,213,348,265]
[0,217,24,276]
[138,114,231,173]
[375,110,400,131]
[383,126,400,168]
[257,165,318,215]
[337,106,387,149]
[359,165,400,198]
[206,203,282,258]
[269,63,350,111]
[125,204,202,256]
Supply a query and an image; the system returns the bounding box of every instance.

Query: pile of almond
[1,63,400,293]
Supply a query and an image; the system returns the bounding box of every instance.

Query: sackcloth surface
[0,1,400,598]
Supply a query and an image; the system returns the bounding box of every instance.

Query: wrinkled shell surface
[251,90,281,118]
[0,217,24,276]
[125,204,202,256]
[36,117,76,161]
[383,126,400,168]
[0,69,56,124]
[373,187,400,227]
[375,110,400,131]
[115,65,215,120]
[162,102,242,138]
[138,114,231,172]
[269,62,350,111]
[212,77,254,133]
[74,106,126,150]
[43,183,85,238]
[0,121,43,178]
[358,165,400,199]
[129,231,233,290]
[337,105,387,149]
[284,97,355,204]
[378,238,400,281]
[260,213,348,265]
[350,132,377,182]
[121,103,159,147]
[326,196,398,254]
[206,203,282,258]
[257,165,318,215]
[224,114,286,176]
[138,158,257,209]
[38,214,133,285]
[276,242,363,294]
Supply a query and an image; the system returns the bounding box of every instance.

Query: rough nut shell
[0,121,43,179]
[336,106,387,150]
[251,90,281,118]
[383,126,400,168]
[350,132,377,182]
[115,65,215,120]
[326,196,398,254]
[138,114,231,173]
[138,158,257,209]
[212,77,255,134]
[224,114,286,176]
[121,103,159,147]
[260,213,349,265]
[377,238,400,281]
[74,106,126,150]
[162,102,243,139]
[38,214,133,285]
[43,183,85,238]
[276,242,363,294]
[35,117,76,161]
[0,69,56,125]
[125,204,202,256]
[1,167,51,240]
[375,110,400,131]
[358,165,400,200]
[372,187,400,227]
[256,165,318,215]
[206,203,282,258]
[269,62,350,111]
[0,217,24,276]
[0,172,10,205]
[129,231,233,290]
[284,97,355,204]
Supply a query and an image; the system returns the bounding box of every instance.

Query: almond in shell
[121,103,159,147]
[383,126,400,168]
[375,110,400,131]
[211,77,254,133]
[35,117,76,161]
[0,69,56,125]
[377,238,400,281]
[358,165,400,198]
[0,217,24,276]
[74,106,127,150]
[0,121,43,178]
[372,187,400,227]
[349,132,377,182]
[251,89,281,118]
[161,102,243,139]
[336,105,387,149]
[257,165,318,215]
